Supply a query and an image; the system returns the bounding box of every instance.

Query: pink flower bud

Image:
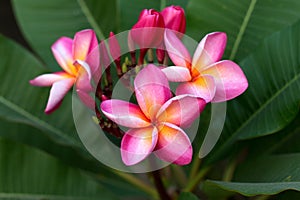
[130,9,165,48]
[109,32,121,61]
[161,5,186,34]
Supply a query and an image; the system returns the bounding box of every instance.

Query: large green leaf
[0,34,156,198]
[77,0,117,38]
[186,0,300,61]
[206,19,300,163]
[205,153,300,196]
[0,137,117,200]
[237,113,300,160]
[0,34,77,144]
[0,119,104,173]
[0,34,109,173]
[178,192,199,200]
[206,180,300,197]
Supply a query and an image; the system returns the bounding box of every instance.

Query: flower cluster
[30,5,248,166]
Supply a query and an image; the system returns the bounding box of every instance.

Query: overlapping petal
[51,37,76,75]
[134,64,172,120]
[161,66,191,82]
[201,60,248,102]
[101,100,151,128]
[76,89,95,110]
[191,32,227,75]
[155,123,192,165]
[121,126,158,166]
[45,78,75,114]
[176,75,216,102]
[73,29,98,62]
[85,43,100,76]
[164,30,191,68]
[156,95,206,127]
[29,72,72,86]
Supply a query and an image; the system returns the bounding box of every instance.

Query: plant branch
[112,170,159,199]
[183,166,211,192]
[188,158,201,182]
[151,170,172,200]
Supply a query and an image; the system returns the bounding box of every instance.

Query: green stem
[160,0,167,10]
[171,165,188,188]
[222,159,238,182]
[151,170,172,200]
[112,170,158,199]
[183,166,211,192]
[188,158,201,182]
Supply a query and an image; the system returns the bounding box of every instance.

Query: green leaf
[0,35,155,197]
[178,192,199,200]
[238,113,300,159]
[0,137,118,200]
[76,0,117,38]
[0,34,110,173]
[0,119,106,174]
[0,34,77,144]
[12,0,91,71]
[205,153,300,196]
[201,181,235,200]
[186,0,300,61]
[206,19,300,163]
[12,0,189,71]
[206,180,300,197]
[234,154,300,183]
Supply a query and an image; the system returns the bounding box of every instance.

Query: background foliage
[0,0,300,199]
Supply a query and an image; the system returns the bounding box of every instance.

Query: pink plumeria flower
[101,64,206,166]
[30,29,99,114]
[163,30,248,102]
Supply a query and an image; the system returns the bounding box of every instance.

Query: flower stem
[171,165,188,188]
[222,158,238,182]
[151,170,172,200]
[188,158,201,182]
[183,166,211,192]
[112,170,159,199]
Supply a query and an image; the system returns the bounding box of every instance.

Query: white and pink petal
[176,75,216,103]
[100,100,151,128]
[192,32,227,76]
[134,64,172,120]
[44,78,75,114]
[164,29,191,69]
[73,29,98,61]
[154,123,192,165]
[121,126,158,166]
[161,66,192,82]
[29,72,72,87]
[156,95,206,128]
[51,37,76,75]
[201,60,248,102]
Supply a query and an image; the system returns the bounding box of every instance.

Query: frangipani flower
[101,65,206,166]
[163,30,248,102]
[30,29,99,113]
